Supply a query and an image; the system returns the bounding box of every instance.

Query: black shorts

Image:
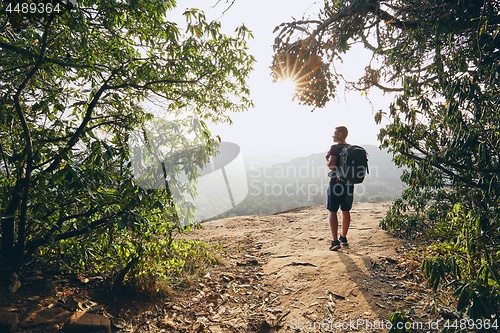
[326,182,354,212]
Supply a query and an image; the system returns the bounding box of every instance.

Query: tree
[0,0,254,285]
[272,0,499,319]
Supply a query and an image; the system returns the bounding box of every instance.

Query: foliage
[273,0,499,320]
[0,0,254,288]
[270,35,336,109]
[421,203,500,319]
[388,311,409,333]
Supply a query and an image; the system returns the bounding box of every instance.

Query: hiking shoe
[329,240,341,251]
[339,236,348,246]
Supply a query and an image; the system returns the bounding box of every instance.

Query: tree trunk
[1,179,23,265]
[112,256,139,294]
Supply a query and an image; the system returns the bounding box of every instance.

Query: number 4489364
[444,319,498,330]
[6,2,61,14]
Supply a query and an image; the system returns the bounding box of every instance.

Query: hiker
[325,126,353,251]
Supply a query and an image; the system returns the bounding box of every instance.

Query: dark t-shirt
[328,143,348,164]
[328,143,348,183]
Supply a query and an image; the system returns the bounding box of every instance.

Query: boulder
[0,310,18,333]
[64,311,111,333]
[19,307,70,332]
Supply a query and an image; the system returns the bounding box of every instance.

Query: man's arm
[327,155,337,170]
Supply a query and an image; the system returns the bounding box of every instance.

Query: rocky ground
[0,202,456,332]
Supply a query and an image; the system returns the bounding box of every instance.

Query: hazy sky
[171,1,395,161]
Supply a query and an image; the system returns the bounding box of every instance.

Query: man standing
[325,126,353,251]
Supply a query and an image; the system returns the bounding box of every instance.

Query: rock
[19,307,71,332]
[0,310,18,333]
[64,311,111,333]
[8,273,21,294]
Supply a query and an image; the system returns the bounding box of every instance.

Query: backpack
[333,145,369,184]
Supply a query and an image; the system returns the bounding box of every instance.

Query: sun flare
[271,36,332,108]
[277,78,298,99]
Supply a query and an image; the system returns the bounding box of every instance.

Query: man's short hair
[335,126,348,138]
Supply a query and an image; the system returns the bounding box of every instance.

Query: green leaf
[456,284,470,311]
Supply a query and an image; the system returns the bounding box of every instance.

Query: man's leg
[328,210,341,250]
[327,183,342,250]
[341,210,350,238]
[339,184,353,245]
[329,211,339,240]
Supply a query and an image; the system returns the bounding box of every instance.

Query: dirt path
[181,202,432,332]
[1,202,435,333]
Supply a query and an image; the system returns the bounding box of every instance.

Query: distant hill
[211,145,403,219]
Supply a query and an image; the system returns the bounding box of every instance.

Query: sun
[276,78,298,99]
[271,36,331,108]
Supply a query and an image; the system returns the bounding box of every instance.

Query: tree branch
[309,1,418,39]
[0,40,108,71]
[400,136,490,190]
[42,70,117,174]
[12,16,54,265]
[24,212,124,259]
